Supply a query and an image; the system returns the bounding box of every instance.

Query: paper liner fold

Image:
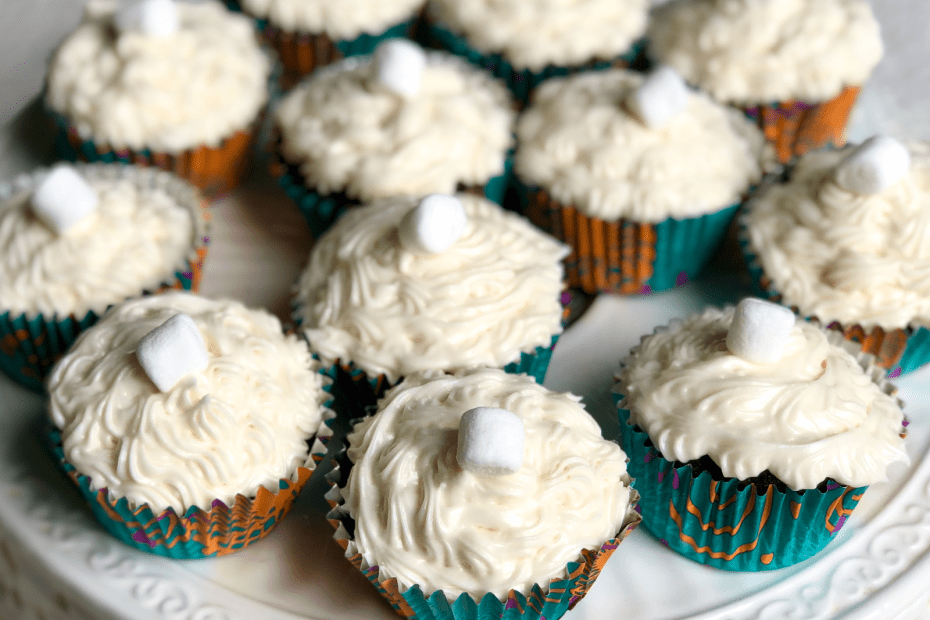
[744,85,860,164]
[0,164,210,391]
[324,441,641,619]
[519,181,738,295]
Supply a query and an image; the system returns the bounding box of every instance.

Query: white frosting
[46,0,270,153]
[428,0,649,71]
[514,70,769,222]
[344,368,634,599]
[275,53,514,202]
[48,292,328,515]
[745,144,930,331]
[0,167,198,319]
[617,307,908,490]
[647,0,883,105]
[294,194,568,383]
[240,0,423,39]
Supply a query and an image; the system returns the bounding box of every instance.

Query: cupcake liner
[743,86,861,164]
[736,211,930,376]
[324,441,641,619]
[518,180,738,295]
[48,106,258,197]
[613,325,904,571]
[47,369,337,559]
[0,164,210,392]
[423,21,644,105]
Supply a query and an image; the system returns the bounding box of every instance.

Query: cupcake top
[343,367,635,599]
[744,143,930,331]
[45,0,271,153]
[428,0,649,71]
[239,0,423,39]
[275,51,514,202]
[647,0,883,105]
[514,69,769,222]
[617,306,908,490]
[48,291,329,515]
[294,193,568,383]
[0,165,200,319]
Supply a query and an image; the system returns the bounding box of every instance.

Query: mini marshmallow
[456,407,525,476]
[115,0,179,38]
[31,165,99,234]
[373,38,428,98]
[624,66,690,129]
[834,136,911,195]
[726,298,796,364]
[398,194,468,254]
[136,313,209,392]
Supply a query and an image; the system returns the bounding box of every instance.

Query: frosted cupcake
[293,193,568,412]
[0,163,208,392]
[741,137,930,376]
[326,367,640,620]
[272,40,515,237]
[233,0,424,87]
[514,67,770,295]
[46,0,271,195]
[423,0,649,104]
[615,301,908,571]
[48,292,335,559]
[647,0,882,163]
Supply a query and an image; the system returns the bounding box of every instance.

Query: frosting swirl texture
[344,368,634,599]
[49,292,328,515]
[617,307,908,490]
[240,0,423,39]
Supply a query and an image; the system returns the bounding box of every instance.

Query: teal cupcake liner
[736,209,930,377]
[423,21,644,105]
[0,164,209,392]
[47,367,337,559]
[515,177,738,294]
[324,438,641,620]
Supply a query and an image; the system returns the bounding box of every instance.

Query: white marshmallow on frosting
[398,194,468,254]
[115,0,179,38]
[726,298,796,364]
[834,136,911,195]
[374,39,428,98]
[624,66,690,129]
[456,406,525,476]
[136,312,209,392]
[31,165,99,234]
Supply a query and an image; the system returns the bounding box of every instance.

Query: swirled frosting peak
[295,194,568,382]
[344,368,634,599]
[49,292,328,515]
[617,307,908,490]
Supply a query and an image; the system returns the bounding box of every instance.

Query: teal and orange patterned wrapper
[422,21,643,105]
[613,388,878,571]
[517,179,738,295]
[737,211,930,377]
[48,375,337,559]
[324,442,641,620]
[0,164,210,392]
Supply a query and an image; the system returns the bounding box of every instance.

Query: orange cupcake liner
[745,85,861,164]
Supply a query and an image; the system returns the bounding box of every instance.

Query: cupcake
[48,291,335,559]
[647,0,882,163]
[45,0,272,195]
[0,163,208,392]
[422,0,649,104]
[326,367,641,620]
[614,300,908,571]
[293,193,568,413]
[232,0,425,87]
[513,67,771,295]
[271,40,515,237]
[741,137,930,376]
